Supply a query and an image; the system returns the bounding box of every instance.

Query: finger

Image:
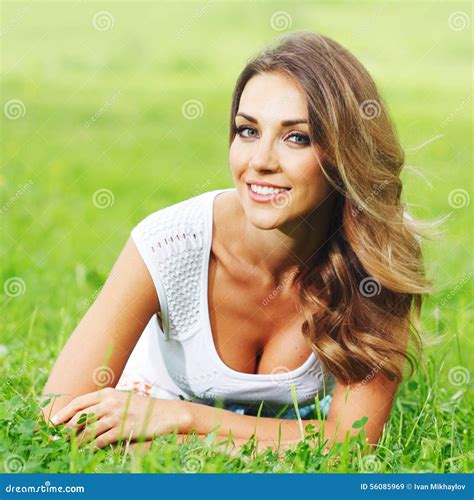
[52,389,110,425]
[92,429,120,450]
[76,416,115,447]
[63,404,103,432]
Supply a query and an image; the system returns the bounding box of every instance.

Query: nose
[248,136,279,172]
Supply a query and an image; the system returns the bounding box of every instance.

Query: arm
[51,370,398,451]
[177,371,400,449]
[126,370,399,457]
[40,237,160,423]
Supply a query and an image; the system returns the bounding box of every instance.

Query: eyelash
[233,125,310,146]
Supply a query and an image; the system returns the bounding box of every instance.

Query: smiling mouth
[246,183,292,203]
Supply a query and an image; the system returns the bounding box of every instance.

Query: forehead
[238,72,308,121]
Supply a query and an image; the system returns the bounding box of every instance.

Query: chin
[244,210,286,230]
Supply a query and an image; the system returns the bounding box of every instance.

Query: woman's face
[229,71,334,230]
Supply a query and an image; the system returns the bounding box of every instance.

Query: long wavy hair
[229,31,435,385]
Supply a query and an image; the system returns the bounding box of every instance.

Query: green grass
[1,0,472,473]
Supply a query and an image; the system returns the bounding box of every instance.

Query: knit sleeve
[129,193,210,341]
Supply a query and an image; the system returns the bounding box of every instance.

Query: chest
[207,254,314,375]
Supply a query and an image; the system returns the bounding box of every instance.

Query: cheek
[229,139,243,165]
[228,140,248,179]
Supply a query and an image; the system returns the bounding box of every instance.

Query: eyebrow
[235,112,308,126]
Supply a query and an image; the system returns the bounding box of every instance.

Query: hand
[50,387,191,449]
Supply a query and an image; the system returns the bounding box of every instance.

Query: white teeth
[250,184,289,195]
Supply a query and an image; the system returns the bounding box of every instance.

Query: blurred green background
[0,0,472,472]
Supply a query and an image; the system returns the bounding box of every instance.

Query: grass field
[1,1,472,473]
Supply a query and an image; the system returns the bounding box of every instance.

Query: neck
[236,192,338,287]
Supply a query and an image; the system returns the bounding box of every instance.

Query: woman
[40,31,431,454]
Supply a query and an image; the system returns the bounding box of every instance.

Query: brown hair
[229,30,435,384]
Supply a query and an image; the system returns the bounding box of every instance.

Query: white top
[116,188,335,414]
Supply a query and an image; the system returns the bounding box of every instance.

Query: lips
[245,181,291,189]
[246,183,292,203]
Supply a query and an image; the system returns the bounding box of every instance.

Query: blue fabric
[223,394,332,420]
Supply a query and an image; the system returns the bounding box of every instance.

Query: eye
[287,132,310,146]
[235,125,258,138]
[234,125,310,146]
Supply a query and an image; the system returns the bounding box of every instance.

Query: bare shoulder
[212,189,242,252]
